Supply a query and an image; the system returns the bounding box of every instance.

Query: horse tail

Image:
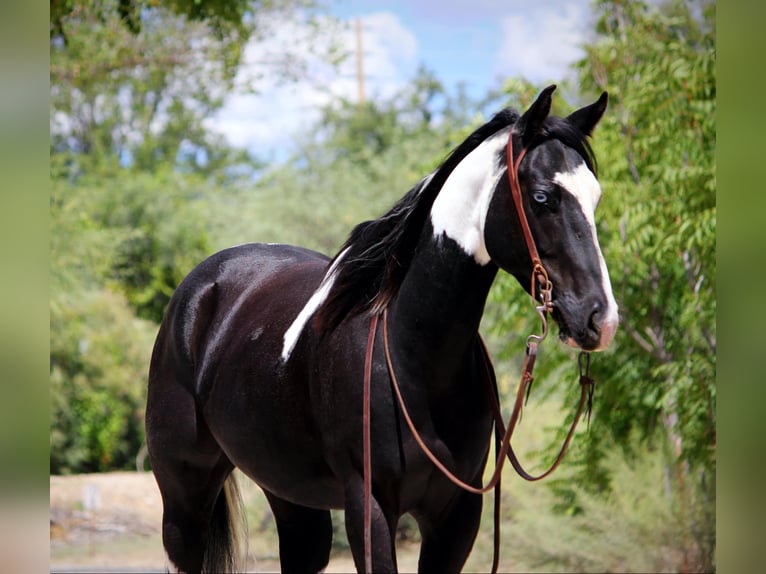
[203,472,248,573]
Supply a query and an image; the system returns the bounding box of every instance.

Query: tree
[50,0,340,175]
[578,0,715,478]
[219,67,469,256]
[49,0,344,473]
[486,1,716,569]
[586,4,715,568]
[484,1,714,569]
[310,66,449,171]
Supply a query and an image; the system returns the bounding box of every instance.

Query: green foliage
[95,171,214,323]
[576,0,715,475]
[50,164,210,472]
[487,0,715,477]
[311,67,451,172]
[50,289,156,473]
[51,148,226,471]
[52,165,213,323]
[210,69,470,256]
[51,1,244,172]
[50,0,335,176]
[49,0,342,474]
[496,435,712,573]
[482,3,715,569]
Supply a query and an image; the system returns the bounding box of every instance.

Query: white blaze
[553,163,619,348]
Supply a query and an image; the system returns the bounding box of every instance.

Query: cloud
[206,1,595,157]
[496,3,591,83]
[357,12,418,98]
[205,11,418,158]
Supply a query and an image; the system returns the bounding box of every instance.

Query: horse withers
[146,85,618,573]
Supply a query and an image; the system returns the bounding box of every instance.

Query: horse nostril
[587,302,603,336]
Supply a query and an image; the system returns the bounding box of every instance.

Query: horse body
[148,244,330,492]
[149,236,498,571]
[147,85,619,573]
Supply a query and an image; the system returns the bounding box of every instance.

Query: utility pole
[355,18,366,105]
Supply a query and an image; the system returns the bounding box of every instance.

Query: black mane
[529,115,598,176]
[312,107,596,332]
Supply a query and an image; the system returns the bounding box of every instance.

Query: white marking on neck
[429,129,509,264]
[281,247,350,361]
[554,163,619,348]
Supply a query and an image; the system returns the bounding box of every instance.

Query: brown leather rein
[361,127,596,574]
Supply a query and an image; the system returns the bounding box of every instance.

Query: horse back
[150,243,329,400]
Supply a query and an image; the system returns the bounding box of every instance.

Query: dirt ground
[50,471,175,571]
[49,471,415,572]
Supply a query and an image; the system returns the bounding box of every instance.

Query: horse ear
[516,84,556,145]
[566,91,608,136]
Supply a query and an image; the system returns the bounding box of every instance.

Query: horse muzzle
[553,297,618,352]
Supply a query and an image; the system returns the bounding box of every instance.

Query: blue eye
[532,191,547,204]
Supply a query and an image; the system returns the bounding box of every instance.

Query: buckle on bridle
[527,262,553,347]
[532,262,553,311]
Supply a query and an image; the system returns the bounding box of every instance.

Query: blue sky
[332,0,595,95]
[333,0,507,99]
[208,0,597,160]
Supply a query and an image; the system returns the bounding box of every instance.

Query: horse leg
[147,378,243,573]
[263,490,332,574]
[414,487,483,574]
[343,477,398,573]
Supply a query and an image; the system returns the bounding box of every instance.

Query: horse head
[484,85,618,351]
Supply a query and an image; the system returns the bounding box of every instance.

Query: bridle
[361,126,596,574]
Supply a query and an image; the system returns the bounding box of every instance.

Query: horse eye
[532,191,547,204]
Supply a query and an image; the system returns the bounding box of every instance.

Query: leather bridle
[361,126,596,574]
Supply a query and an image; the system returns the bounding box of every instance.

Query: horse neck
[391,130,508,392]
[387,228,498,390]
[384,128,507,387]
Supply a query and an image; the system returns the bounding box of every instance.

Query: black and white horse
[146,85,618,573]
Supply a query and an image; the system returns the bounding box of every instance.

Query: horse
[145,84,619,573]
